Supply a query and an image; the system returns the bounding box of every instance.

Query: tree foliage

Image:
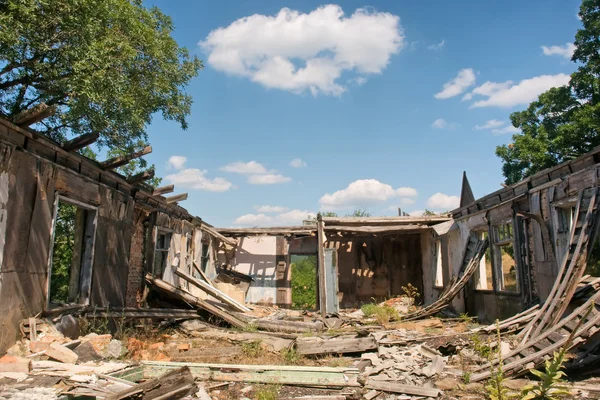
[0,0,202,149]
[496,0,600,184]
[50,202,76,303]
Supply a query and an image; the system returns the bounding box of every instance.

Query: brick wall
[125,208,148,307]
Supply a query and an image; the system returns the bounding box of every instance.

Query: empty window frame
[474,231,494,290]
[47,195,97,305]
[200,237,210,272]
[434,239,444,287]
[153,229,171,276]
[554,205,576,265]
[492,221,519,292]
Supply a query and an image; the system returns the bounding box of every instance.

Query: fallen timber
[402,236,488,321]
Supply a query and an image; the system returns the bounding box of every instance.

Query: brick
[0,355,31,373]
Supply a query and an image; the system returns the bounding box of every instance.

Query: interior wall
[232,235,278,304]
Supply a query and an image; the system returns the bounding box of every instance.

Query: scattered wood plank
[153,184,175,196]
[62,132,99,152]
[296,336,377,355]
[46,342,79,364]
[144,273,247,329]
[127,169,155,184]
[253,319,322,334]
[365,380,440,397]
[174,268,250,312]
[106,366,196,400]
[165,193,188,204]
[83,308,201,320]
[142,361,361,388]
[13,103,56,127]
[100,146,152,170]
[193,260,215,287]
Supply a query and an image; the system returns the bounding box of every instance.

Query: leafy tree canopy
[0,0,202,150]
[496,0,600,184]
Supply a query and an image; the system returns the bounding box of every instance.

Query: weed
[462,371,472,384]
[241,340,263,358]
[254,384,279,400]
[281,347,301,364]
[242,323,258,332]
[470,333,492,359]
[484,320,514,400]
[401,283,420,308]
[360,303,400,324]
[459,313,472,322]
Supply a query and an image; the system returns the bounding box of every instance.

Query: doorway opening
[290,254,317,310]
[48,196,97,305]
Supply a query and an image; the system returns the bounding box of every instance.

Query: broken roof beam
[215,226,317,235]
[324,224,428,233]
[127,168,155,185]
[321,216,451,226]
[165,193,188,204]
[13,103,57,127]
[61,132,100,152]
[100,145,152,170]
[153,184,174,196]
[201,225,237,247]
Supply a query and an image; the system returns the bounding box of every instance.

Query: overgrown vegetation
[401,283,420,309]
[241,340,263,358]
[254,384,279,400]
[361,303,400,324]
[281,347,302,364]
[485,321,513,400]
[49,202,77,303]
[290,255,317,310]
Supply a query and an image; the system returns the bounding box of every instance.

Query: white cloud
[427,192,460,210]
[474,119,505,130]
[397,187,418,197]
[427,39,445,51]
[167,156,187,170]
[408,210,424,217]
[248,174,292,184]
[541,43,575,60]
[491,125,520,135]
[290,158,307,168]
[468,74,571,108]
[432,118,455,129]
[434,68,476,99]
[235,209,315,226]
[165,169,232,192]
[200,5,404,96]
[220,161,268,174]
[351,76,368,86]
[254,205,289,213]
[319,179,417,210]
[399,197,415,206]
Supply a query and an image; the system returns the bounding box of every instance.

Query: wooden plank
[215,226,317,236]
[100,146,152,170]
[193,260,215,287]
[165,193,188,204]
[296,336,377,355]
[46,342,78,364]
[201,224,237,248]
[365,380,440,397]
[323,224,428,233]
[253,319,322,334]
[321,216,450,225]
[127,169,155,184]
[317,216,327,317]
[106,366,196,400]
[153,185,175,196]
[144,273,247,329]
[13,103,56,127]
[174,268,250,312]
[62,133,99,152]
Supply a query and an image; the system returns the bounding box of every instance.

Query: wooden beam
[100,145,152,170]
[317,215,327,317]
[13,103,56,127]
[165,193,188,204]
[62,132,99,152]
[201,225,237,247]
[215,226,317,236]
[127,168,155,184]
[106,366,196,400]
[323,224,428,233]
[321,216,451,226]
[153,184,175,196]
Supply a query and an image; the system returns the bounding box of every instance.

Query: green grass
[254,384,279,400]
[241,340,263,358]
[281,347,302,364]
[361,303,400,324]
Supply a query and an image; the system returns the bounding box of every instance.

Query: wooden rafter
[62,132,99,152]
[165,193,188,204]
[13,103,57,127]
[127,168,155,184]
[153,184,175,196]
[100,145,152,170]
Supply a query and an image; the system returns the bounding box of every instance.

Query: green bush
[361,303,400,324]
[291,256,317,310]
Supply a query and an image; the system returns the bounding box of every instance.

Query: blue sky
[143,0,581,227]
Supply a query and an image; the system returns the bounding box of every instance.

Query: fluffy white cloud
[399,197,415,206]
[167,156,187,170]
[491,125,520,135]
[220,161,268,174]
[541,43,575,60]
[434,68,476,99]
[248,174,292,184]
[427,39,445,51]
[474,119,505,130]
[319,179,417,210]
[290,158,307,168]
[467,74,571,108]
[254,205,289,213]
[427,193,459,210]
[200,5,403,96]
[235,209,315,226]
[165,169,232,192]
[432,118,447,129]
[408,210,425,216]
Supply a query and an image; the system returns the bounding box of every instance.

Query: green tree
[50,202,76,303]
[346,208,371,217]
[0,0,202,150]
[496,0,600,184]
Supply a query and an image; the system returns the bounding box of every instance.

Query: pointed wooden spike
[127,168,155,184]
[459,171,475,208]
[62,132,99,152]
[13,103,57,127]
[165,193,188,204]
[153,184,175,196]
[100,145,152,170]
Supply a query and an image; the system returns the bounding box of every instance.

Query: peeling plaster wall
[232,235,278,304]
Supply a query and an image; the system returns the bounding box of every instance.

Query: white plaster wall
[233,236,277,304]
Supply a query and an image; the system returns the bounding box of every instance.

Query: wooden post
[317,213,327,317]
[153,185,175,196]
[127,168,155,184]
[166,193,188,204]
[62,132,99,152]
[13,103,56,127]
[100,146,152,170]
